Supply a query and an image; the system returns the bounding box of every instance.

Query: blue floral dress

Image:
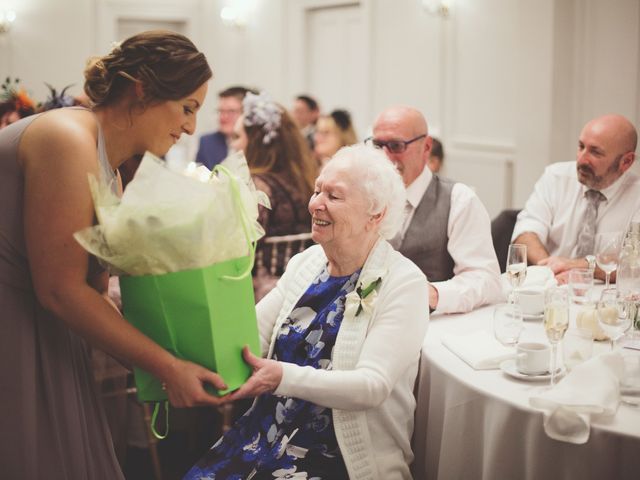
[184,267,360,480]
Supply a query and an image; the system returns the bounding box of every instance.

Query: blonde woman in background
[314,109,358,167]
[231,91,318,300]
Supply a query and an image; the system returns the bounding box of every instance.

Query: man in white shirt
[512,114,639,282]
[369,106,502,313]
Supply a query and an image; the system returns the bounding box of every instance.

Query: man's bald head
[372,106,432,186]
[576,114,637,190]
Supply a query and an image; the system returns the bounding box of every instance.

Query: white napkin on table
[441,330,515,370]
[529,352,624,444]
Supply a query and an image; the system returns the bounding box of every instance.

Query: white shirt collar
[406,166,433,209]
[579,168,631,202]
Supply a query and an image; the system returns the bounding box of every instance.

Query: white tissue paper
[74,151,270,276]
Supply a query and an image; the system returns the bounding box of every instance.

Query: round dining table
[410,302,640,480]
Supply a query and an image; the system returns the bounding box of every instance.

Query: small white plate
[499,359,564,381]
[522,312,543,321]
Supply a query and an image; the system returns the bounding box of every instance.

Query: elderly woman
[184,144,429,480]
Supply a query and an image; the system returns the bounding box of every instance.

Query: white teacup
[517,288,545,316]
[516,342,550,375]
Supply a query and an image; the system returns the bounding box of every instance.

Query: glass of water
[568,268,594,305]
[493,303,524,347]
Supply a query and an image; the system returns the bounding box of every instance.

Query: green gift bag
[120,163,262,405]
[120,256,260,402]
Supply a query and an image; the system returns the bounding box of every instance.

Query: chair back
[255,232,314,277]
[491,209,521,272]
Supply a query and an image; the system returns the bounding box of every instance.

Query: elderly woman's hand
[226,346,283,401]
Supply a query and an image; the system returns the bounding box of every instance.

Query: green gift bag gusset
[120,254,261,402]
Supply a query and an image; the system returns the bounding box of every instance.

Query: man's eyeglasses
[364,134,427,154]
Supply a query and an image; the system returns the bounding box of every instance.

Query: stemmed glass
[544,288,569,387]
[595,231,622,288]
[506,244,527,304]
[597,288,632,350]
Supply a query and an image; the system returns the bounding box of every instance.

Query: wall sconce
[220,6,247,28]
[422,0,452,18]
[0,9,16,33]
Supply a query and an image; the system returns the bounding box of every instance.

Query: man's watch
[585,254,596,272]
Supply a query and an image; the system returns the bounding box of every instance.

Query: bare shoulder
[19,109,98,172]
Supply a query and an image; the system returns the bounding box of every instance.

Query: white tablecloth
[411,304,640,480]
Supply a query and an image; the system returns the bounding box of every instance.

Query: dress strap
[94,116,118,194]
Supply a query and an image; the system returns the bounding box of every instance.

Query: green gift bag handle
[151,401,169,440]
[212,164,257,281]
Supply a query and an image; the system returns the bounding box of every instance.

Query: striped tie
[575,189,606,257]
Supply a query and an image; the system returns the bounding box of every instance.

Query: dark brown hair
[245,108,317,200]
[83,30,212,107]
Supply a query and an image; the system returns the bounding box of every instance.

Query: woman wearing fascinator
[314,109,358,167]
[0,30,227,478]
[185,144,428,480]
[231,91,319,300]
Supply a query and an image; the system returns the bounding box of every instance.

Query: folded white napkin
[524,265,556,288]
[501,265,556,298]
[441,330,515,370]
[529,352,624,444]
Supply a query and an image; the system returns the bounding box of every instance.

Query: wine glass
[597,288,632,350]
[493,303,524,346]
[595,231,622,288]
[506,244,527,304]
[544,287,569,387]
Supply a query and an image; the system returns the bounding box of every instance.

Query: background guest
[0,77,37,129]
[231,91,318,299]
[0,30,226,479]
[292,93,320,151]
[427,136,445,173]
[512,113,639,283]
[195,85,255,169]
[184,144,428,480]
[314,109,358,167]
[370,105,502,314]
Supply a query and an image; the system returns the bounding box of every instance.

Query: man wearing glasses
[368,106,502,313]
[196,86,255,169]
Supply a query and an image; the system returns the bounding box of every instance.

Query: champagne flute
[595,231,622,288]
[544,288,569,387]
[597,288,632,350]
[506,244,527,304]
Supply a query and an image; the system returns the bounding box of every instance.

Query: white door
[306,3,370,140]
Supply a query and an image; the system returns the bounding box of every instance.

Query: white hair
[329,144,406,239]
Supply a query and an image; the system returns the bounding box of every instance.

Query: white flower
[272,466,308,478]
[345,270,385,318]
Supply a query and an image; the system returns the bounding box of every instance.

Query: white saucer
[499,359,564,381]
[522,312,543,321]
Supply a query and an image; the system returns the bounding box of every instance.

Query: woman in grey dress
[0,30,226,479]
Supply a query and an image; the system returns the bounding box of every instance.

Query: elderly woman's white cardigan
[256,238,429,480]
